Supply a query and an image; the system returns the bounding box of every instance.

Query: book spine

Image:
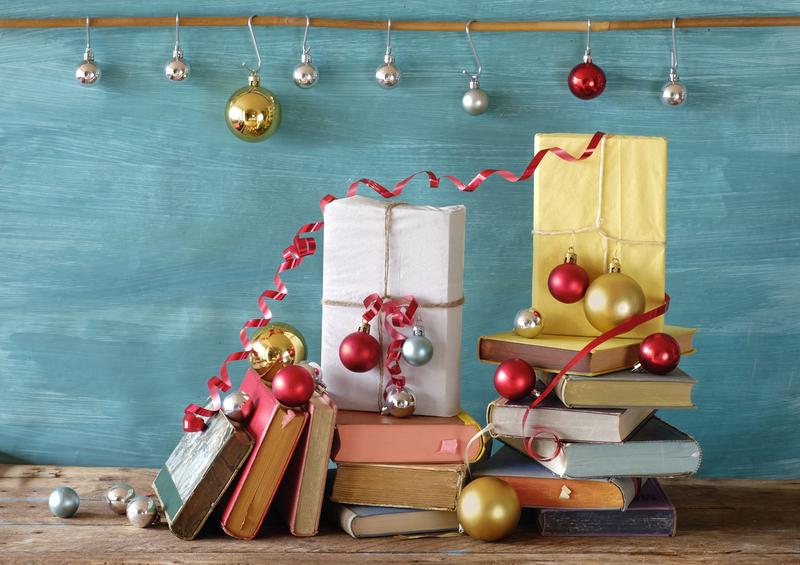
[537,507,676,536]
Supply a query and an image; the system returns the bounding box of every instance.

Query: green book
[153,409,253,540]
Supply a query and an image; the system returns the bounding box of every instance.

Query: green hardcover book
[153,409,253,540]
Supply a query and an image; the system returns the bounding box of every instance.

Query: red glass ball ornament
[273,364,315,407]
[639,333,681,375]
[548,263,590,303]
[339,329,382,373]
[568,61,606,100]
[494,358,536,401]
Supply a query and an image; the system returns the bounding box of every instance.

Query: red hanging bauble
[339,320,382,373]
[272,364,315,407]
[494,358,536,401]
[568,60,606,100]
[548,247,590,303]
[638,333,681,375]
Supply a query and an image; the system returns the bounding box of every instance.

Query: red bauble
[339,329,382,373]
[548,263,590,304]
[568,61,606,99]
[638,333,681,375]
[273,364,315,407]
[494,358,536,401]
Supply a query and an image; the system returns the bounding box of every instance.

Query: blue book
[326,503,458,538]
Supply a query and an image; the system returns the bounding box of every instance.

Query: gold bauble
[456,477,520,542]
[583,272,646,332]
[225,74,281,142]
[248,322,306,381]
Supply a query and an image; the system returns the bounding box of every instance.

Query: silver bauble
[513,307,544,339]
[462,87,489,115]
[401,324,434,367]
[381,384,416,418]
[293,52,318,88]
[221,390,252,422]
[48,486,80,518]
[76,48,100,87]
[661,80,686,106]
[165,50,190,82]
[126,495,159,528]
[105,483,136,514]
[376,53,401,89]
[296,361,324,388]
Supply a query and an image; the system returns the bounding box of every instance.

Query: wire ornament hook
[243,15,263,75]
[462,20,482,83]
[302,15,312,55]
[670,17,680,81]
[84,16,92,50]
[584,17,593,61]
[174,13,182,54]
[385,18,393,57]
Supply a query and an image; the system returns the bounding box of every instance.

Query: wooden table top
[0,465,797,564]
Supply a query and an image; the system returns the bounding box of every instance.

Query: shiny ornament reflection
[375,53,401,89]
[226,74,281,142]
[221,391,252,422]
[165,51,190,82]
[584,259,645,332]
[249,322,307,380]
[49,486,80,518]
[272,364,315,407]
[661,80,686,106]
[381,384,416,418]
[105,483,136,514]
[513,308,544,339]
[293,53,318,88]
[126,495,159,528]
[638,332,681,374]
[401,322,434,366]
[457,477,521,541]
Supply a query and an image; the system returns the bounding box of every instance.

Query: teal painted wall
[1,1,798,478]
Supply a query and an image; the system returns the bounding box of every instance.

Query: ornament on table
[568,18,605,99]
[225,15,281,142]
[584,258,645,332]
[105,483,136,514]
[164,13,190,82]
[48,486,80,518]
[401,317,434,367]
[293,16,318,88]
[548,246,590,303]
[75,17,100,87]
[494,358,535,401]
[461,20,489,115]
[339,318,382,373]
[126,495,160,528]
[381,382,416,418]
[456,477,521,541]
[273,364,316,407]
[513,307,544,339]
[248,322,307,380]
[637,332,681,374]
[661,18,686,106]
[375,19,401,89]
[221,390,252,422]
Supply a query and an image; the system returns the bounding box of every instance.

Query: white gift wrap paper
[321,196,466,417]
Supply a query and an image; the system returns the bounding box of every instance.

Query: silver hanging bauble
[126,495,159,528]
[401,323,434,367]
[376,52,401,89]
[661,76,686,106]
[105,483,136,514]
[221,391,252,422]
[293,52,318,88]
[76,47,100,87]
[462,77,489,115]
[381,384,416,418]
[165,48,190,82]
[513,307,544,339]
[296,361,324,388]
[48,486,80,518]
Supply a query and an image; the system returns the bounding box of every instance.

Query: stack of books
[474,325,701,537]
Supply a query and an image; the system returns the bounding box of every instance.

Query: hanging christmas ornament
[221,390,252,422]
[461,20,489,115]
[339,319,382,373]
[568,18,605,100]
[661,18,686,106]
[513,307,544,339]
[293,16,318,88]
[226,15,281,142]
[381,383,416,418]
[401,317,434,366]
[548,247,590,303]
[273,364,315,407]
[584,258,646,332]
[75,17,100,87]
[48,486,80,518]
[375,19,401,89]
[638,332,681,374]
[248,322,307,380]
[164,13,190,82]
[494,358,536,401]
[456,477,521,542]
[126,495,159,528]
[105,483,136,514]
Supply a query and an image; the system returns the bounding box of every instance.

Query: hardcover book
[537,479,676,536]
[332,409,488,464]
[473,446,639,510]
[220,370,309,540]
[328,502,459,538]
[478,325,696,376]
[153,408,253,540]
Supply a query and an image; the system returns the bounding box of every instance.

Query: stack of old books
[473,325,701,536]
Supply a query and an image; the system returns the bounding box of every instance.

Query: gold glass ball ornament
[584,258,646,332]
[226,73,281,142]
[457,477,521,542]
[248,322,307,381]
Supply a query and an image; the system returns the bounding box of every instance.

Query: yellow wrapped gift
[532,133,667,338]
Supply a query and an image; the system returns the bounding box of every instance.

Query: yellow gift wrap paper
[532,133,667,338]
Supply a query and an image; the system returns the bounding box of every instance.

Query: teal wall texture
[1,1,798,477]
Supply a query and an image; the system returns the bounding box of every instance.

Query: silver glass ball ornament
[661,79,686,106]
[401,322,434,367]
[76,47,100,87]
[105,483,136,514]
[381,384,416,418]
[126,495,159,528]
[165,48,190,82]
[376,52,401,89]
[462,77,489,115]
[293,52,318,89]
[296,361,324,388]
[48,486,80,518]
[221,391,252,423]
[513,307,544,339]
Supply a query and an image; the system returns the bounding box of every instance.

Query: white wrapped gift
[321,195,466,417]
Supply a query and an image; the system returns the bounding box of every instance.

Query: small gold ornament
[248,322,307,381]
[456,477,520,542]
[583,258,646,332]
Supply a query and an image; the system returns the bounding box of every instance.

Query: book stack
[473,325,702,536]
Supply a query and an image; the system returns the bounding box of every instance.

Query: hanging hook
[584,17,593,60]
[84,16,91,50]
[302,15,311,55]
[462,20,482,82]
[670,17,680,79]
[385,18,393,56]
[174,13,182,52]
[242,15,263,75]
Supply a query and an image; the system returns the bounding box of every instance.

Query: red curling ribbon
[525,429,563,462]
[380,296,419,388]
[359,293,384,323]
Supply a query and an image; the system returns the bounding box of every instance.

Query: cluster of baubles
[48,483,159,528]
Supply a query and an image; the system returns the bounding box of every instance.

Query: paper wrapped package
[321,196,465,417]
[533,133,667,338]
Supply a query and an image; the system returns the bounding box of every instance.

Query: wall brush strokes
[0,1,798,478]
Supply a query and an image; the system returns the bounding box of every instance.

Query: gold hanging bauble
[583,258,645,332]
[225,73,281,142]
[248,322,306,381]
[456,477,521,542]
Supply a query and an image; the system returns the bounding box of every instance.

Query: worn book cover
[328,502,459,538]
[153,407,253,540]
